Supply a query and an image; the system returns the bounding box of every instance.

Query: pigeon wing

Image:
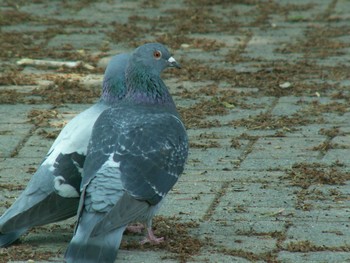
[81,106,188,236]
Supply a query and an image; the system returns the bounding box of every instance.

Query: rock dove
[65,43,188,263]
[0,53,130,247]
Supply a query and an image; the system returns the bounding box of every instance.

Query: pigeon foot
[140,227,164,245]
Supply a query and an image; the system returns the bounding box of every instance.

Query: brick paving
[1,0,350,262]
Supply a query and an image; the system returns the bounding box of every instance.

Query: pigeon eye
[153,50,162,60]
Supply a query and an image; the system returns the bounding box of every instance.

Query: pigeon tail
[65,229,124,263]
[65,212,125,263]
[0,165,78,247]
[0,228,27,247]
[0,193,79,247]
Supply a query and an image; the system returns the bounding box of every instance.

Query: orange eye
[153,50,162,59]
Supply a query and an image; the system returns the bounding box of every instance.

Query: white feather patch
[43,103,107,167]
[54,176,79,198]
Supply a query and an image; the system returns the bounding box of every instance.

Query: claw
[140,227,164,245]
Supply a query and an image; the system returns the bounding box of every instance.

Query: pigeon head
[124,43,180,107]
[130,43,180,77]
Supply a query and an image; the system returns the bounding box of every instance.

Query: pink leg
[140,227,164,245]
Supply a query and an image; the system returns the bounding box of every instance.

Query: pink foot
[140,227,164,245]
[126,223,145,234]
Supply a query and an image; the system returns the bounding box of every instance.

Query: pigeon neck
[125,64,175,108]
[101,74,127,105]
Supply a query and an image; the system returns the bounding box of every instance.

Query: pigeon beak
[168,56,181,69]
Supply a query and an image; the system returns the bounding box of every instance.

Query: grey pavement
[1,0,350,262]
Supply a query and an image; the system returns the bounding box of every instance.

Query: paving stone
[188,251,253,263]
[240,137,323,170]
[285,124,334,138]
[277,251,350,263]
[0,105,51,124]
[118,250,178,263]
[250,137,323,157]
[331,135,350,147]
[212,183,297,222]
[323,149,350,166]
[0,134,28,158]
[188,147,244,172]
[47,33,107,49]
[283,221,350,248]
[16,134,53,158]
[244,28,305,61]
[1,0,350,262]
[271,99,302,116]
[160,192,216,221]
[301,184,350,209]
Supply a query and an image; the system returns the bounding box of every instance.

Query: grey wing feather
[83,106,188,205]
[86,107,188,234]
[66,151,126,262]
[91,193,150,237]
[116,111,188,205]
[65,209,125,263]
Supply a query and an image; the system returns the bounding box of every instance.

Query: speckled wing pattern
[81,104,188,214]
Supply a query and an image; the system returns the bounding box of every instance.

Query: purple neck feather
[125,63,176,108]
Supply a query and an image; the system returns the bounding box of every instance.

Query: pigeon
[0,52,130,247]
[65,43,188,263]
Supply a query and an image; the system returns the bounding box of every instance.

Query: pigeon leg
[126,223,145,234]
[140,227,164,245]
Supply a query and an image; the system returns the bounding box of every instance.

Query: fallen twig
[17,58,95,70]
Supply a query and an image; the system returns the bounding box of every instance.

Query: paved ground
[1,0,350,262]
